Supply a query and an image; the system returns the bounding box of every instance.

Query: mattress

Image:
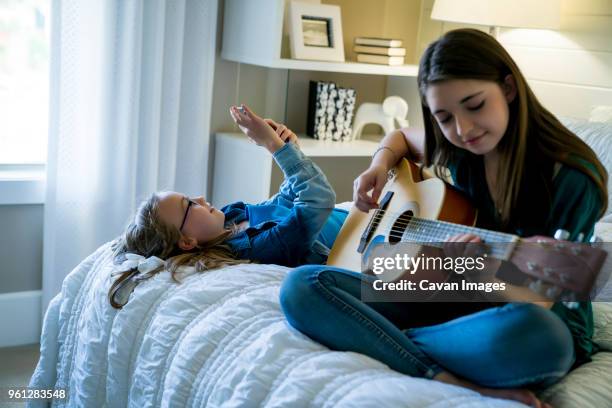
[28,241,612,407]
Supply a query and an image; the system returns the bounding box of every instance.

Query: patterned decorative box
[306,81,356,141]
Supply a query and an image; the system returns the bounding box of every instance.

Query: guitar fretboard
[373,209,519,260]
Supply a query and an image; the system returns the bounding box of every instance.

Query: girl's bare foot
[434,371,552,408]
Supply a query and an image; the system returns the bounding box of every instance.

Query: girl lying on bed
[108,105,347,308]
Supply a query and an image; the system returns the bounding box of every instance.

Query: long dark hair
[417,28,607,227]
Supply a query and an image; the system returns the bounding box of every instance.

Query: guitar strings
[367,227,510,258]
[370,215,507,241]
[380,229,512,253]
[359,206,592,300]
[366,208,514,242]
[374,220,490,240]
[361,209,513,257]
[369,208,484,233]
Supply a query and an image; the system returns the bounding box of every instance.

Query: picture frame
[287,1,345,62]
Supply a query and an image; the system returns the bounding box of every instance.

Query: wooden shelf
[222,52,419,77]
[221,0,423,77]
[214,131,378,205]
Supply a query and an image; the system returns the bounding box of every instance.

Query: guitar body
[327,159,608,304]
[328,159,477,272]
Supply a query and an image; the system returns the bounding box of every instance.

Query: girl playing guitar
[280,29,608,407]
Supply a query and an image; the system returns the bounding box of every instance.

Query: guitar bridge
[357,191,394,254]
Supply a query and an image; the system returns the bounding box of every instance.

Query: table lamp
[431,0,561,37]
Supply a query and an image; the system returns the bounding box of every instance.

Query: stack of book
[354,37,406,66]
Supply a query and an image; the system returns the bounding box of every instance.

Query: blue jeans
[280,265,575,388]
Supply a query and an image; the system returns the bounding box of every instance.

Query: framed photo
[287,1,345,62]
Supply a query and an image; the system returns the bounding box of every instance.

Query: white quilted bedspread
[29,242,612,407]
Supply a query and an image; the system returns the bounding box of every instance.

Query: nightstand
[212,132,379,206]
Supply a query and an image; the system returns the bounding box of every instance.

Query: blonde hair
[418,29,608,227]
[109,193,247,308]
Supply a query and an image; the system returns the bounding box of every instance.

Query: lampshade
[431,0,560,30]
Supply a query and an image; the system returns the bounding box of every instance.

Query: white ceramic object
[351,96,409,139]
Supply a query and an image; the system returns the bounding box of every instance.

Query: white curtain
[43,0,218,311]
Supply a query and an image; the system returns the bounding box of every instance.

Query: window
[0,0,50,165]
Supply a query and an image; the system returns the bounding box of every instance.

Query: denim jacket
[222,142,338,266]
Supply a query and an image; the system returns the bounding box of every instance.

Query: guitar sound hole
[389,210,413,243]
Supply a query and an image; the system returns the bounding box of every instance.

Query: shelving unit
[212,133,377,205]
[215,0,431,203]
[217,133,380,157]
[221,0,423,77]
[221,55,419,77]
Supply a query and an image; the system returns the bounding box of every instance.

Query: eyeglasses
[179,198,195,232]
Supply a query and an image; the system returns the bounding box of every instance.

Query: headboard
[496,3,611,120]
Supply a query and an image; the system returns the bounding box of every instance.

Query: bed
[29,119,612,407]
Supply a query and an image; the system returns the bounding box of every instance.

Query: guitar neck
[380,210,520,260]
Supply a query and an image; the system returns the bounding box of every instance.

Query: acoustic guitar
[327,159,609,304]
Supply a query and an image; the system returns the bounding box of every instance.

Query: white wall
[0,206,42,294]
[499,0,612,120]
[0,206,43,346]
[394,0,612,126]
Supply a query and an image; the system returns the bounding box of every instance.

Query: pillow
[593,302,612,351]
[560,118,612,218]
[595,221,612,239]
[590,106,612,123]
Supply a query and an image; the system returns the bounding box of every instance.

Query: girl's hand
[446,233,483,243]
[443,233,485,259]
[265,119,300,147]
[229,104,284,154]
[353,165,389,212]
